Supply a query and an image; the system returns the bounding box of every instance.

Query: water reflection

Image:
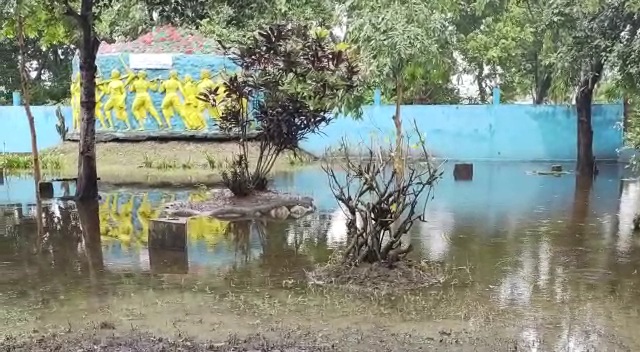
[0,163,639,348]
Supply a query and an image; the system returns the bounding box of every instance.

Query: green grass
[0,153,64,171]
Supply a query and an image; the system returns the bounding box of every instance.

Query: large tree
[345,0,454,169]
[547,0,639,175]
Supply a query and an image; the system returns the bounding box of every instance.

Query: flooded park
[1,161,639,350]
[3,1,640,349]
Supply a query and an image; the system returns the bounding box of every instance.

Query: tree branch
[62,0,82,22]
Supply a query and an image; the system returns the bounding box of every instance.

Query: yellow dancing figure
[159,70,184,129]
[196,69,221,123]
[129,70,164,130]
[70,73,81,130]
[95,77,111,129]
[181,74,206,130]
[104,69,135,130]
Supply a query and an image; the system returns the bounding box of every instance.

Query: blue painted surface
[300,103,624,161]
[12,92,21,106]
[73,53,239,131]
[492,87,501,105]
[0,106,71,153]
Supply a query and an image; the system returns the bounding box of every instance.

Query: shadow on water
[0,162,639,348]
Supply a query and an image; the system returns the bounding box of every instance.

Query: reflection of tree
[76,199,104,275]
[41,202,82,271]
[259,220,313,276]
[286,213,332,262]
[570,175,593,232]
[224,220,252,263]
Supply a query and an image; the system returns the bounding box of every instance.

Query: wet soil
[308,260,445,293]
[2,325,611,352]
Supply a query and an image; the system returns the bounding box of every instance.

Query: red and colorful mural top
[98,25,222,55]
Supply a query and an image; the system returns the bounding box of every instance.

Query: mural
[71,26,239,132]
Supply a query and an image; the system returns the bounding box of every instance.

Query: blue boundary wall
[299,103,624,161]
[0,106,71,153]
[0,101,624,160]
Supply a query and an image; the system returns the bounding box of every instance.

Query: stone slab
[161,189,315,221]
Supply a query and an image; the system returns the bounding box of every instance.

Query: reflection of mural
[97,190,231,249]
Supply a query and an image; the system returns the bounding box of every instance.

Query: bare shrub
[322,123,442,265]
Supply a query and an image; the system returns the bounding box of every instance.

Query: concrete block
[453,163,473,181]
[149,218,188,250]
[38,182,54,199]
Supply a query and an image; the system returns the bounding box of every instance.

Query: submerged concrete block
[38,181,54,198]
[149,218,188,250]
[453,163,473,181]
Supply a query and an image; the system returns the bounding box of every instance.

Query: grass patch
[44,141,315,187]
[0,153,64,171]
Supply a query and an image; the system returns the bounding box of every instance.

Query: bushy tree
[198,23,363,196]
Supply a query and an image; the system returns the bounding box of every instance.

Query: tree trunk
[16,8,44,251]
[477,63,486,103]
[394,77,404,179]
[623,96,630,133]
[73,0,100,200]
[533,73,552,105]
[575,60,604,177]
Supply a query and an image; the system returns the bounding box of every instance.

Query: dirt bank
[47,141,306,187]
[0,325,566,351]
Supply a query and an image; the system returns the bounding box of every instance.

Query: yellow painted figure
[159,70,184,129]
[95,78,112,129]
[104,69,135,130]
[181,74,206,130]
[129,70,164,130]
[196,69,221,122]
[70,73,81,130]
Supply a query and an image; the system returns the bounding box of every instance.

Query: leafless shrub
[322,122,442,265]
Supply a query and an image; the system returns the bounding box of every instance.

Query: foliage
[323,124,442,265]
[198,22,362,196]
[346,0,453,94]
[0,0,75,104]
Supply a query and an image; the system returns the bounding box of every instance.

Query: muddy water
[0,162,639,350]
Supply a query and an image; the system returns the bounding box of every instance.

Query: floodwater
[1,162,640,350]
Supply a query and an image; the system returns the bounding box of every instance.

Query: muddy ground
[0,324,584,351]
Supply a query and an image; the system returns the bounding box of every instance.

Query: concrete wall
[0,101,624,160]
[300,103,624,161]
[0,106,71,153]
